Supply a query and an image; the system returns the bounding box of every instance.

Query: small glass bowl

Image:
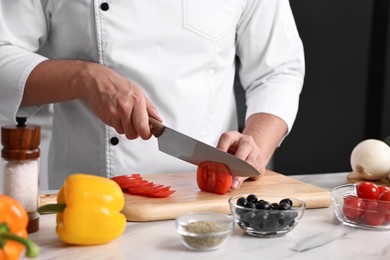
[175,212,234,251]
[229,195,306,238]
[331,184,390,230]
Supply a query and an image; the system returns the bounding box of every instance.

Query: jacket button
[110,137,119,145]
[100,2,109,11]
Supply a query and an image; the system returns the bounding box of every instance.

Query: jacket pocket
[182,0,240,41]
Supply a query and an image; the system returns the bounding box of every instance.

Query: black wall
[272,0,386,175]
[234,0,390,175]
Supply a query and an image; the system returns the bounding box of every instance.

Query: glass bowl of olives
[228,194,306,238]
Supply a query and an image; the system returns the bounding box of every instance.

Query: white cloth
[0,0,305,189]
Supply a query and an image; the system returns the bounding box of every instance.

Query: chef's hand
[82,63,161,139]
[216,131,265,190]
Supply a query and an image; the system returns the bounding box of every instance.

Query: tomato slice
[127,182,155,194]
[111,174,143,188]
[148,190,176,198]
[196,161,232,195]
[111,174,175,198]
[111,174,142,182]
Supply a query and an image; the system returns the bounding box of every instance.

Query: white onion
[350,139,390,180]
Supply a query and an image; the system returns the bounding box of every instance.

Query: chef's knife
[149,117,260,177]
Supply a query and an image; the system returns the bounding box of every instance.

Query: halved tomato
[196,161,232,195]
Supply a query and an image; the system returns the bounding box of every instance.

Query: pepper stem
[0,223,40,258]
[38,203,66,214]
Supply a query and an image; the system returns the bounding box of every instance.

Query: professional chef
[0,0,305,189]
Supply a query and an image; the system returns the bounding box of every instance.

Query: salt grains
[3,160,39,212]
[1,117,41,233]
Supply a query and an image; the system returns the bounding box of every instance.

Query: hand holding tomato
[216,131,264,189]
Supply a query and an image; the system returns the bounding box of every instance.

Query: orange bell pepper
[0,194,40,260]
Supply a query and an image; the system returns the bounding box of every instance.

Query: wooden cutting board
[40,170,331,222]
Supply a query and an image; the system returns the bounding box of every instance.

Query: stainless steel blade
[149,117,260,177]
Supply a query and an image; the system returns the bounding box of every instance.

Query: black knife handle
[149,117,165,137]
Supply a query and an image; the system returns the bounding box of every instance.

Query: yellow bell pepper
[39,174,126,245]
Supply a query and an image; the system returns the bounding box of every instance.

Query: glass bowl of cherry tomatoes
[331,182,390,230]
[228,194,306,238]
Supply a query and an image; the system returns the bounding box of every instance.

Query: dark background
[235,0,390,175]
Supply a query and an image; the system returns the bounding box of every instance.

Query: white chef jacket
[0,0,305,189]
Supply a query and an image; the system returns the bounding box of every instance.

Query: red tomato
[378,191,390,223]
[197,161,232,195]
[342,195,365,221]
[378,191,390,212]
[363,201,385,226]
[378,186,390,194]
[356,182,380,200]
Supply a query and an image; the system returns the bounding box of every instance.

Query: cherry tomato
[378,191,390,211]
[197,161,232,195]
[356,182,380,200]
[378,191,390,223]
[342,195,365,221]
[378,186,390,194]
[363,201,385,226]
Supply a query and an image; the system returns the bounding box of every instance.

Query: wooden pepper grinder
[1,117,41,233]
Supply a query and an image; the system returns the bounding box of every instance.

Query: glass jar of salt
[1,117,40,233]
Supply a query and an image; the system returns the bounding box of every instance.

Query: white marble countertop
[22,172,390,260]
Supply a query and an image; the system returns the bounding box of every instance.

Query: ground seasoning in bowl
[175,213,234,251]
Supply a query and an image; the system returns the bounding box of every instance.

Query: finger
[110,119,125,135]
[234,136,258,161]
[250,175,261,181]
[231,176,247,190]
[131,93,151,140]
[118,104,138,139]
[145,98,162,122]
[217,131,239,153]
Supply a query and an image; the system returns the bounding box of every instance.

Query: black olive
[245,202,257,209]
[253,211,270,231]
[270,203,279,210]
[256,200,270,210]
[280,198,293,206]
[264,211,280,231]
[279,201,292,210]
[277,212,289,230]
[244,211,257,226]
[288,219,296,227]
[237,197,247,207]
[246,194,258,203]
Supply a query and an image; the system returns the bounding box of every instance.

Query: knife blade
[149,117,260,177]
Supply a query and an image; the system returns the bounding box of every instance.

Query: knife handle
[149,117,165,137]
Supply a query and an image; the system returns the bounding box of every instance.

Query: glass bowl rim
[175,212,234,237]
